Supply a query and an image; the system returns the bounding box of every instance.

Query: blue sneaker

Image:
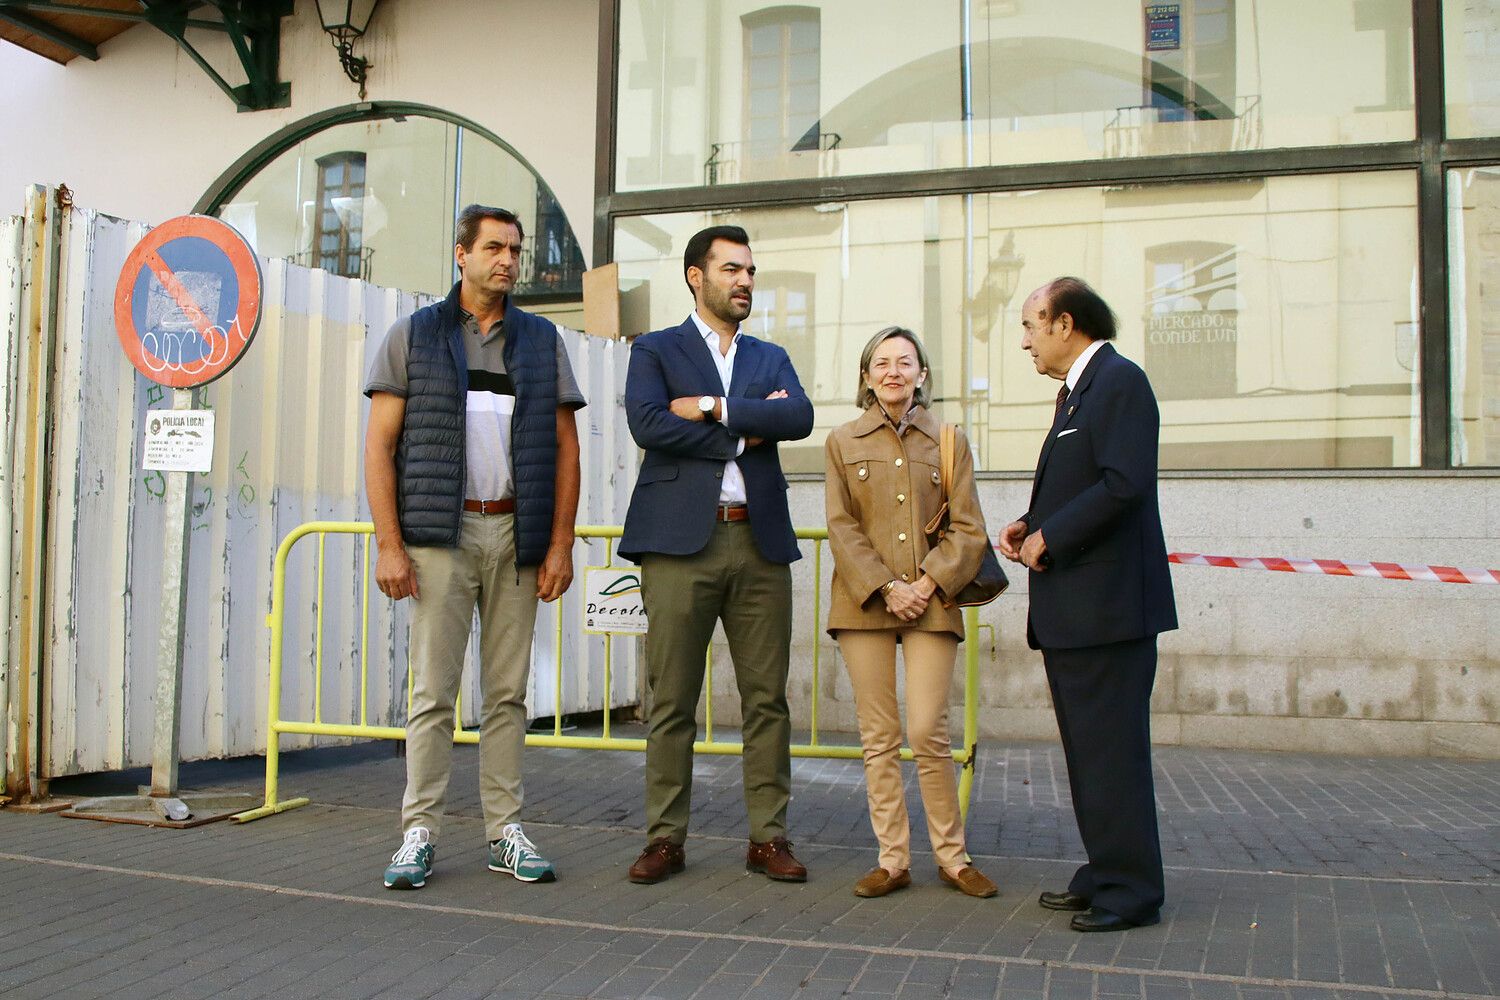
[383,827,434,889]
[488,823,556,883]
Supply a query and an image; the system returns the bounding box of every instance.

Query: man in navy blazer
[620,226,815,885]
[1000,277,1177,932]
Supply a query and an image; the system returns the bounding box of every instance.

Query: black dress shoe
[1038,890,1089,912]
[1070,907,1159,932]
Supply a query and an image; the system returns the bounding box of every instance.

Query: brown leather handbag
[923,424,1009,608]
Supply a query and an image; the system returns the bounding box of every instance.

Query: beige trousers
[836,629,968,871]
[401,512,539,843]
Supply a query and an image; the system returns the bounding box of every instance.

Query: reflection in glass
[616,0,1414,191]
[1444,1,1500,139]
[216,116,585,298]
[616,172,1419,472]
[1449,167,1500,466]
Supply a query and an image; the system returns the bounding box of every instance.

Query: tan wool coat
[824,404,989,638]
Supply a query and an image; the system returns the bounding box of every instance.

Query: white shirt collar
[1065,339,1106,393]
[689,309,741,345]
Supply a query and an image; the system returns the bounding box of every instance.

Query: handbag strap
[939,423,956,502]
[925,423,957,537]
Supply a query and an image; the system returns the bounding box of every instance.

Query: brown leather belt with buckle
[715,504,750,522]
[463,498,515,515]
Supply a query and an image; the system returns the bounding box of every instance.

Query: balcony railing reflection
[290,246,375,281]
[705,132,843,186]
[1104,96,1263,159]
[515,246,585,298]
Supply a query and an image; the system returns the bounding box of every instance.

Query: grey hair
[855,326,932,410]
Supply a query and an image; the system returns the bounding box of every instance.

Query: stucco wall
[0,0,598,262]
[692,476,1500,759]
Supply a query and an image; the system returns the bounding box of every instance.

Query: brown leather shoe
[628,837,685,884]
[745,836,807,882]
[853,867,910,898]
[939,865,999,898]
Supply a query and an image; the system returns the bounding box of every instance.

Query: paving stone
[1,735,1496,1000]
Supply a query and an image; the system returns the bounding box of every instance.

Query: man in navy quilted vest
[363,204,586,890]
[620,225,815,885]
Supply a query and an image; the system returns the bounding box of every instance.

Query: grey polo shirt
[364,309,587,501]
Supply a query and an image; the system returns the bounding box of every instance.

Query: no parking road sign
[113,214,262,388]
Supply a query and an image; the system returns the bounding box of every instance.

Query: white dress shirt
[688,310,748,504]
[1065,338,1107,395]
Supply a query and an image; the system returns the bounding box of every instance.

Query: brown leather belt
[464,498,515,515]
[715,503,750,522]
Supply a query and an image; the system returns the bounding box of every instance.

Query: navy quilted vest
[398,282,558,564]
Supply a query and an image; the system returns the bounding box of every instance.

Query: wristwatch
[698,395,717,421]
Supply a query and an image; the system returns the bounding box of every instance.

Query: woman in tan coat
[825,326,997,900]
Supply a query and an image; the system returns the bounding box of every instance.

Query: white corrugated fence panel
[37,202,633,776]
[0,213,22,789]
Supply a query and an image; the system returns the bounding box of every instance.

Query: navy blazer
[619,318,814,564]
[1023,343,1177,650]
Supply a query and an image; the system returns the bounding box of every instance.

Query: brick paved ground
[1,727,1496,999]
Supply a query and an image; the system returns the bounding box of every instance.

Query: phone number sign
[113,215,262,388]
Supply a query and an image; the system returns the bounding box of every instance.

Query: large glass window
[216,115,585,298]
[616,0,1414,191]
[616,171,1419,472]
[1449,166,1500,466]
[1444,1,1500,139]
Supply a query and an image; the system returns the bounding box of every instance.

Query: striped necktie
[1055,384,1069,415]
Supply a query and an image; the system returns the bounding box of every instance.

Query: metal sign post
[64,215,262,828]
[148,386,198,800]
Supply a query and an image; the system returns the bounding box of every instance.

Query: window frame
[596,0,1500,471]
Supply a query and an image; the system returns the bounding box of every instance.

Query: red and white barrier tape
[1168,552,1500,586]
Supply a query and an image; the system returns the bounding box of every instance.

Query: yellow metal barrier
[233,522,982,823]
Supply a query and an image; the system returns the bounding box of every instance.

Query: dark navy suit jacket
[619,318,814,565]
[1024,343,1177,650]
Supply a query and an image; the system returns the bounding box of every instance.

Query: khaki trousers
[836,629,968,871]
[640,522,793,844]
[401,512,539,843]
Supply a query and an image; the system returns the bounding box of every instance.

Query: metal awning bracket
[0,1,294,111]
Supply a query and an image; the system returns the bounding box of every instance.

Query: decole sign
[113,215,263,388]
[582,567,648,635]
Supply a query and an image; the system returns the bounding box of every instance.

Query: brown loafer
[746,836,807,882]
[628,837,685,884]
[939,865,999,898]
[853,867,911,898]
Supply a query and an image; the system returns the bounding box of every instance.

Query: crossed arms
[624,335,813,458]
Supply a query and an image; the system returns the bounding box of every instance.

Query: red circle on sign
[113,215,263,388]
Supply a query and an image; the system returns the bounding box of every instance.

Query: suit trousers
[1042,636,1164,923]
[640,521,793,844]
[836,629,968,871]
[401,512,540,843]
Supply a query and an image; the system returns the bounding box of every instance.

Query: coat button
[897,493,905,503]
[894,458,903,467]
[931,471,940,484]
[715,471,723,479]
[898,532,907,541]
[901,573,909,581]
[858,467,867,478]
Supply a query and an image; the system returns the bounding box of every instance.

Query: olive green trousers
[640,522,794,844]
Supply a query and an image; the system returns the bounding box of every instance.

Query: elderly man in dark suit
[619,225,815,885]
[999,277,1177,932]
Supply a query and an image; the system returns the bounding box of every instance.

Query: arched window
[202,105,585,300]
